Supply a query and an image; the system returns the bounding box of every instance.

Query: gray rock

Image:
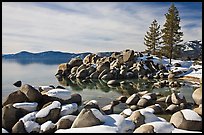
[71,108,104,128]
[56,115,77,129]
[2,90,29,107]
[69,57,83,68]
[134,124,155,133]
[12,120,27,133]
[20,84,42,103]
[166,104,180,114]
[76,69,89,79]
[192,87,202,105]
[96,61,110,73]
[126,93,140,105]
[170,109,202,131]
[102,104,113,115]
[129,111,145,128]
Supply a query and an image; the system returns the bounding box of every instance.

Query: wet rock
[116,96,127,103]
[107,80,120,86]
[170,109,202,131]
[90,71,100,79]
[13,80,22,87]
[171,92,186,105]
[76,69,89,79]
[166,104,180,114]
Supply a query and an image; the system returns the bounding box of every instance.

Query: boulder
[90,71,100,79]
[134,121,175,133]
[193,105,202,116]
[68,57,83,68]
[20,84,42,103]
[71,108,105,128]
[40,121,56,133]
[125,93,140,105]
[96,61,110,73]
[116,96,127,103]
[129,111,145,128]
[102,104,114,115]
[171,92,186,105]
[35,101,61,124]
[12,120,27,133]
[13,80,22,87]
[83,54,95,64]
[2,90,29,106]
[170,109,202,131]
[2,104,28,131]
[122,49,134,63]
[56,115,77,129]
[192,87,202,105]
[70,66,78,75]
[101,73,113,80]
[76,69,89,79]
[107,80,120,86]
[166,104,180,114]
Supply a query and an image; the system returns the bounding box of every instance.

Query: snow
[13,102,38,112]
[60,103,78,117]
[36,101,61,118]
[39,86,54,92]
[45,89,72,100]
[2,128,9,133]
[172,128,202,133]
[91,108,105,122]
[181,109,202,121]
[24,120,40,133]
[139,109,162,123]
[143,107,155,113]
[122,109,133,116]
[20,111,37,123]
[141,95,151,100]
[55,125,118,133]
[40,121,55,133]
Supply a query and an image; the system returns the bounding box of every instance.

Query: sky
[2,2,202,54]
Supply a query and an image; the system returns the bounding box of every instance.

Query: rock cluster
[2,81,202,133]
[56,50,172,81]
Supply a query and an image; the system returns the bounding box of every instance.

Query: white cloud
[2,2,202,54]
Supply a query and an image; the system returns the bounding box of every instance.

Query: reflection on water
[2,59,195,107]
[56,76,195,103]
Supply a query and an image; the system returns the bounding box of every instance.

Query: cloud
[2,2,202,54]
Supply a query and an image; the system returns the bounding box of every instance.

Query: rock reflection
[56,76,160,97]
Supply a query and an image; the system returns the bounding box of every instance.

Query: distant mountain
[2,51,92,65]
[2,51,114,65]
[176,40,202,60]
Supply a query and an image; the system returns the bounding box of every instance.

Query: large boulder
[134,121,175,133]
[71,108,105,128]
[35,101,61,124]
[126,93,140,105]
[122,49,134,63]
[56,115,77,129]
[69,57,83,68]
[2,90,29,106]
[96,61,110,73]
[170,109,202,131]
[76,69,89,79]
[12,120,27,133]
[192,87,202,105]
[2,104,28,131]
[171,92,186,105]
[20,84,42,103]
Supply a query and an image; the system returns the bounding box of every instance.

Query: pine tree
[161,3,183,64]
[144,19,161,55]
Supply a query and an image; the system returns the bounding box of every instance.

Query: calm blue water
[2,59,195,108]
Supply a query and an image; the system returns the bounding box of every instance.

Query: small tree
[144,19,161,55]
[161,3,183,64]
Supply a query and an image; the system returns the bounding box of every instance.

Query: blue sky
[2,2,202,54]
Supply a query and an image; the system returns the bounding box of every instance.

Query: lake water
[2,59,196,110]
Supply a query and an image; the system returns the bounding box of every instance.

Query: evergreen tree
[161,3,183,64]
[144,19,161,55]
